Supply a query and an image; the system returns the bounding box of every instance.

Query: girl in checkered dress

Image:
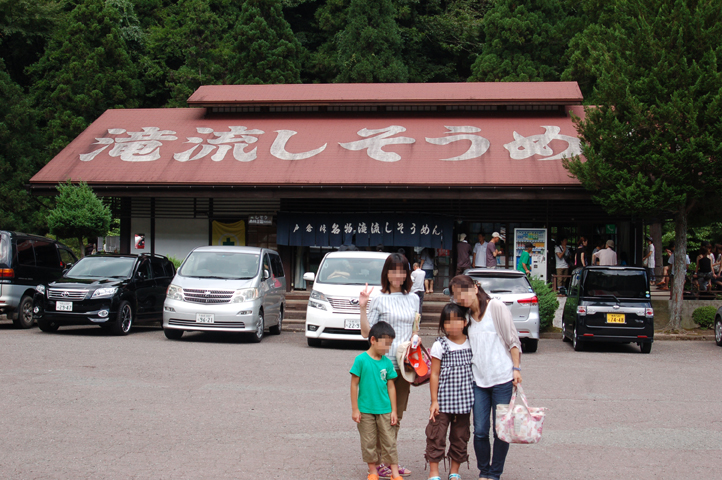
[424,303,474,480]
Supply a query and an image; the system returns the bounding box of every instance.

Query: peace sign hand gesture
[359,283,374,309]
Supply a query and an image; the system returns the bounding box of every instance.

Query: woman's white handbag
[495,385,546,444]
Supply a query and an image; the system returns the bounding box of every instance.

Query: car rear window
[469,275,533,294]
[316,257,387,285]
[179,251,260,279]
[0,233,9,265]
[582,270,648,298]
[69,257,136,278]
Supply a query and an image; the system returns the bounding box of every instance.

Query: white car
[304,251,390,347]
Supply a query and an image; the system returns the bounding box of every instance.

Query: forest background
[1,0,720,251]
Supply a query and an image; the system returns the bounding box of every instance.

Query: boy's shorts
[358,413,398,464]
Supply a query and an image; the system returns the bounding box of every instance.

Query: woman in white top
[449,275,522,480]
[360,253,419,478]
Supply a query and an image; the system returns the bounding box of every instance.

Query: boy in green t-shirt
[518,242,533,275]
[350,321,402,480]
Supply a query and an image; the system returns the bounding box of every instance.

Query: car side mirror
[558,286,568,296]
[263,269,270,280]
[303,272,315,282]
[443,287,451,296]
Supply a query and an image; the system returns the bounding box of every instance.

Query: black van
[560,266,654,353]
[0,231,78,328]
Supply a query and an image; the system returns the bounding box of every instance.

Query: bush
[691,305,717,329]
[166,255,182,270]
[530,278,559,330]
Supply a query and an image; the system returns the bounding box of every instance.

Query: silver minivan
[162,246,285,342]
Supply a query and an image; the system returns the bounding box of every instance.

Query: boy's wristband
[512,367,521,372]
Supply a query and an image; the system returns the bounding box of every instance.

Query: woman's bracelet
[512,367,521,372]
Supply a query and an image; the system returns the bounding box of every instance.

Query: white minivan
[303,251,390,347]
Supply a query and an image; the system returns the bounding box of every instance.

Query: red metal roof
[30,106,586,188]
[188,82,583,106]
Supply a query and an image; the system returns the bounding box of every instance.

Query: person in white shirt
[555,237,569,290]
[642,237,656,284]
[472,233,487,268]
[410,262,426,314]
[593,239,618,266]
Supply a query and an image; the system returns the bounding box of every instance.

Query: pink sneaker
[377,464,411,478]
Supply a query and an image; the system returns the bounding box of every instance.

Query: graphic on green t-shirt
[517,250,531,273]
[350,352,398,414]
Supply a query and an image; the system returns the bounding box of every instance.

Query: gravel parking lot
[0,322,720,479]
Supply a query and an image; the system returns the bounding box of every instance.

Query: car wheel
[13,295,34,329]
[523,338,538,353]
[250,312,264,343]
[37,318,59,333]
[111,301,133,336]
[164,328,183,340]
[640,342,652,354]
[307,338,322,347]
[715,317,722,347]
[573,324,584,351]
[269,308,282,335]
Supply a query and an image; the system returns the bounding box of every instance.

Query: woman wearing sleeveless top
[696,245,714,292]
[448,275,522,480]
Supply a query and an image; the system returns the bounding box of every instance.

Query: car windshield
[0,233,9,265]
[582,269,648,298]
[468,275,532,294]
[68,257,136,278]
[179,251,260,279]
[316,257,387,285]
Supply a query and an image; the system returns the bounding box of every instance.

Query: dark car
[33,253,175,335]
[0,231,77,328]
[714,306,722,347]
[560,266,654,353]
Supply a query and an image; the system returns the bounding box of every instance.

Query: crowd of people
[354,253,522,480]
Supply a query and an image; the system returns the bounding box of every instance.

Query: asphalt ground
[0,322,720,480]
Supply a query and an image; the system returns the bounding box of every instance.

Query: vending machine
[513,228,548,281]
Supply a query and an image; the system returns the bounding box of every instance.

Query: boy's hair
[413,262,419,268]
[368,321,396,344]
[438,303,469,336]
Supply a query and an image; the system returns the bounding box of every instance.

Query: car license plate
[607,313,625,324]
[56,301,72,312]
[345,319,360,330]
[196,314,214,323]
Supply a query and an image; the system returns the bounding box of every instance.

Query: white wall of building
[130,218,208,262]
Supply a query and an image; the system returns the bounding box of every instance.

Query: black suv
[34,253,175,335]
[0,231,77,328]
[560,266,654,353]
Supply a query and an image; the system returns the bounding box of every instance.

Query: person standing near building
[555,237,569,289]
[642,236,656,285]
[456,233,472,275]
[472,233,487,268]
[410,263,426,315]
[517,243,533,276]
[486,232,502,269]
[593,239,618,266]
[420,248,435,294]
[575,236,589,268]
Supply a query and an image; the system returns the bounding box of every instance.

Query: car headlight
[231,288,259,303]
[310,290,328,302]
[36,285,46,295]
[166,284,183,301]
[92,287,118,298]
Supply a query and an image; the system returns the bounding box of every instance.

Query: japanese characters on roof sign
[31,108,586,186]
[277,213,454,249]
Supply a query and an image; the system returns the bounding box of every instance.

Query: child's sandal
[449,475,462,480]
[366,475,379,480]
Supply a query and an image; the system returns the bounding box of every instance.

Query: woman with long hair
[360,253,419,478]
[448,275,522,480]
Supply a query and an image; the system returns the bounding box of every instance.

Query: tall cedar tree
[335,0,408,82]
[47,181,111,259]
[469,0,580,82]
[0,64,48,232]
[230,0,304,84]
[142,0,239,107]
[29,0,143,156]
[563,0,722,330]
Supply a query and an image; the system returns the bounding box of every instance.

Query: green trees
[47,181,112,258]
[562,0,722,330]
[335,0,408,82]
[469,0,579,82]
[29,0,143,156]
[230,0,304,84]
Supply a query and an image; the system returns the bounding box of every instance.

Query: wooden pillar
[119,197,131,254]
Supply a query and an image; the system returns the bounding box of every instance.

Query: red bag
[405,341,432,386]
